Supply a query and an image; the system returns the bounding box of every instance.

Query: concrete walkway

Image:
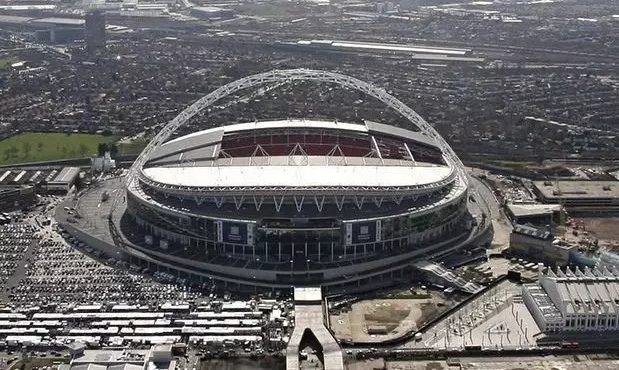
[286,287,344,370]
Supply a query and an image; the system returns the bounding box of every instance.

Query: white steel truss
[112,69,476,217]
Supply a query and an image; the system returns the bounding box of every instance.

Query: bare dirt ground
[346,359,386,370]
[575,217,619,241]
[331,296,444,343]
[386,361,449,370]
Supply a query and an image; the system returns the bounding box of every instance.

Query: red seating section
[218,130,445,165]
[220,132,373,158]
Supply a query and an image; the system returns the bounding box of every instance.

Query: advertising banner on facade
[345,220,382,245]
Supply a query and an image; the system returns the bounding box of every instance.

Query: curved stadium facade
[121,118,474,292]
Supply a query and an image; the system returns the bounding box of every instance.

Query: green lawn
[0,55,19,70]
[117,137,148,155]
[0,132,116,165]
[10,356,69,370]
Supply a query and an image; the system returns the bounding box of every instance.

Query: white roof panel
[222,119,367,134]
[143,164,452,188]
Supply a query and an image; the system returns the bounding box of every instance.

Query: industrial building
[524,265,619,332]
[509,224,575,266]
[0,15,84,43]
[190,6,234,20]
[63,345,174,370]
[45,167,80,193]
[506,203,562,226]
[532,180,619,212]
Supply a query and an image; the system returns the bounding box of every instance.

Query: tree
[22,142,32,158]
[9,145,18,158]
[79,143,89,157]
[109,143,119,158]
[97,143,109,156]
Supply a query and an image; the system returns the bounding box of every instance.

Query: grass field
[10,356,69,370]
[0,132,116,165]
[0,55,19,70]
[117,137,147,155]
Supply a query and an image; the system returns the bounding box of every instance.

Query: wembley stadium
[61,69,490,294]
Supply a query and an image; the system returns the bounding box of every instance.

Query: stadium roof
[143,163,452,189]
[150,119,439,162]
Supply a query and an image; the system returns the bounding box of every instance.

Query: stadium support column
[331,242,334,262]
[318,242,321,261]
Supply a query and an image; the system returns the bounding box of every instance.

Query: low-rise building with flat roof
[506,203,562,226]
[68,346,173,370]
[533,180,619,212]
[509,224,575,266]
[523,265,619,332]
[46,167,80,193]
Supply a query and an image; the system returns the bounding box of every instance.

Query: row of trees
[97,142,119,157]
[2,141,119,161]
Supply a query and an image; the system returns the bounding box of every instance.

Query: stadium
[63,69,489,293]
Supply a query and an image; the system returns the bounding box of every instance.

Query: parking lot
[9,227,206,305]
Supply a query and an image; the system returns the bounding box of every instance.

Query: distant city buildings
[85,11,106,54]
[523,265,619,332]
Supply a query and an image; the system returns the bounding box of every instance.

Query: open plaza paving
[404,279,540,350]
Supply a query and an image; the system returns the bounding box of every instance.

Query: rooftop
[51,167,80,184]
[507,203,562,217]
[33,17,85,26]
[535,266,619,316]
[0,15,33,24]
[294,287,322,302]
[533,180,619,200]
[149,119,441,164]
[142,162,453,189]
[512,224,552,241]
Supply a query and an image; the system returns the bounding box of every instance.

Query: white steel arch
[113,69,474,215]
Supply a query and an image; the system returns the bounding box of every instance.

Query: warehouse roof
[513,224,552,241]
[533,180,619,200]
[0,15,33,24]
[33,17,85,26]
[507,203,562,217]
[51,167,80,184]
